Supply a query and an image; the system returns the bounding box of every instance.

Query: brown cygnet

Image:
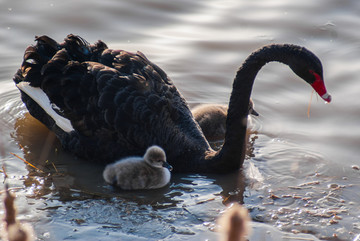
[192,100,258,141]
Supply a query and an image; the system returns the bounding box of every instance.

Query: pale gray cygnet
[192,100,258,142]
[103,145,172,190]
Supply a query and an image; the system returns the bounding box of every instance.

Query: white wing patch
[16,82,74,133]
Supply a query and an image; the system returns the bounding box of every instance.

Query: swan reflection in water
[12,112,250,205]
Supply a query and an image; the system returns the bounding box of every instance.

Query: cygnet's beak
[250,108,259,116]
[163,162,173,171]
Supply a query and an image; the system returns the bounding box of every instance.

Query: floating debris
[196,197,216,205]
[10,152,44,173]
[328,183,339,189]
[293,195,302,199]
[72,219,86,225]
[51,162,58,173]
[299,181,320,186]
[1,163,8,179]
[269,193,280,199]
[305,208,348,218]
[289,181,320,190]
[329,219,339,225]
[302,197,312,201]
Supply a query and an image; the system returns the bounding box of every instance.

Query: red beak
[310,71,332,103]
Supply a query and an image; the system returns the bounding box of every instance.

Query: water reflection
[13,107,358,240]
[13,112,246,200]
[10,112,250,239]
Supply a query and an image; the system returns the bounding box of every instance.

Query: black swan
[192,100,258,142]
[13,34,331,173]
[103,145,172,190]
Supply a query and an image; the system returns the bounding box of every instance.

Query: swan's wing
[14,38,207,162]
[20,46,178,132]
[98,48,173,86]
[16,81,74,133]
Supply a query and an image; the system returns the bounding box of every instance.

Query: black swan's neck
[210,44,319,172]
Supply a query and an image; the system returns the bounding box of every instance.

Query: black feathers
[13,34,208,167]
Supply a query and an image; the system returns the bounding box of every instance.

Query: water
[1,0,360,240]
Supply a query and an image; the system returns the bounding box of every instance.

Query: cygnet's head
[248,99,259,116]
[144,145,173,171]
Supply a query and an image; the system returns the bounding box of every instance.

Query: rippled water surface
[1,0,360,240]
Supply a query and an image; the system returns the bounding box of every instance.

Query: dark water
[1,0,360,240]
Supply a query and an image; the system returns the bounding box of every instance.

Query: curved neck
[216,45,296,171]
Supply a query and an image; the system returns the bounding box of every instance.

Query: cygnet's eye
[156,160,163,163]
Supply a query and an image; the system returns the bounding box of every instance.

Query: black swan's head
[285,45,331,102]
